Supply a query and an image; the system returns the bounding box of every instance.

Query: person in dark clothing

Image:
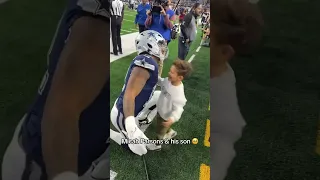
[178,3,202,60]
[110,0,124,56]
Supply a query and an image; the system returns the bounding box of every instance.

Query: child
[156,60,192,140]
[210,0,264,180]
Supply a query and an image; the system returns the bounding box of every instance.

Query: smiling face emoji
[192,138,198,145]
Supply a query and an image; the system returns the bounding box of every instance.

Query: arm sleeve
[169,99,186,122]
[157,76,165,86]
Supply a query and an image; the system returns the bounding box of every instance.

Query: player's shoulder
[69,0,111,19]
[132,54,158,71]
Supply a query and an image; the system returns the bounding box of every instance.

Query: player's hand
[123,116,148,156]
[146,10,151,15]
[162,119,174,128]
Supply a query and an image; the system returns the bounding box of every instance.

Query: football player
[110,30,168,154]
[2,0,111,180]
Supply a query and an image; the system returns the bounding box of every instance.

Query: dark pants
[178,36,191,60]
[138,24,146,33]
[111,15,122,55]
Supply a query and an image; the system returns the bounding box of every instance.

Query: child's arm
[157,76,165,86]
[168,99,186,123]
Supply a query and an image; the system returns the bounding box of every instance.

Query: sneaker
[163,129,177,140]
[146,143,161,151]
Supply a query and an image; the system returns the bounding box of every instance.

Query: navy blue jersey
[20,0,111,176]
[116,54,158,121]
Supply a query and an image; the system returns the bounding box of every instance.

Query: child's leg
[156,115,171,139]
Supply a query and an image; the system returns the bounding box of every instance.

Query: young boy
[156,60,192,140]
[210,0,263,179]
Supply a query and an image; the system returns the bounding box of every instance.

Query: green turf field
[110,19,210,180]
[120,9,139,35]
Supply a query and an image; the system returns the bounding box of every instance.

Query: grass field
[120,9,140,35]
[110,12,210,180]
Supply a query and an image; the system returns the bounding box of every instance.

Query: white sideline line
[196,46,201,52]
[121,29,132,32]
[188,54,196,63]
[123,19,134,22]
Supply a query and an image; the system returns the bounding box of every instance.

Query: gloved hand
[52,172,78,180]
[122,116,148,156]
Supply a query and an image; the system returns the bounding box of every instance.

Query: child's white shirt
[210,63,246,180]
[157,77,187,122]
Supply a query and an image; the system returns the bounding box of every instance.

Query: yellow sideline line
[204,119,210,147]
[199,164,210,180]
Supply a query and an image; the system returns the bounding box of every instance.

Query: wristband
[52,172,78,180]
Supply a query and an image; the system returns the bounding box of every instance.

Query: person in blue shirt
[145,2,174,45]
[163,4,176,45]
[135,0,151,33]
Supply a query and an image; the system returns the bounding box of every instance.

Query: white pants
[110,90,161,134]
[2,114,110,180]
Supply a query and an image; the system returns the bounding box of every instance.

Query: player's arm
[180,13,192,39]
[41,17,109,180]
[123,66,150,119]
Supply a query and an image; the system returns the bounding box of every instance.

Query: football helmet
[135,30,169,61]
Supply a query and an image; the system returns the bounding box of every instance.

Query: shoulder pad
[133,55,157,71]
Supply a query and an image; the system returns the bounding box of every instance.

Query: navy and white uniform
[2,0,111,179]
[111,54,158,134]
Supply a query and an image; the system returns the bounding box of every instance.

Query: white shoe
[163,129,177,140]
[146,143,161,151]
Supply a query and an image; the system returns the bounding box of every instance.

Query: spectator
[135,0,151,33]
[145,2,174,44]
[179,8,186,25]
[129,0,134,10]
[178,3,202,60]
[145,1,174,76]
[163,2,176,45]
